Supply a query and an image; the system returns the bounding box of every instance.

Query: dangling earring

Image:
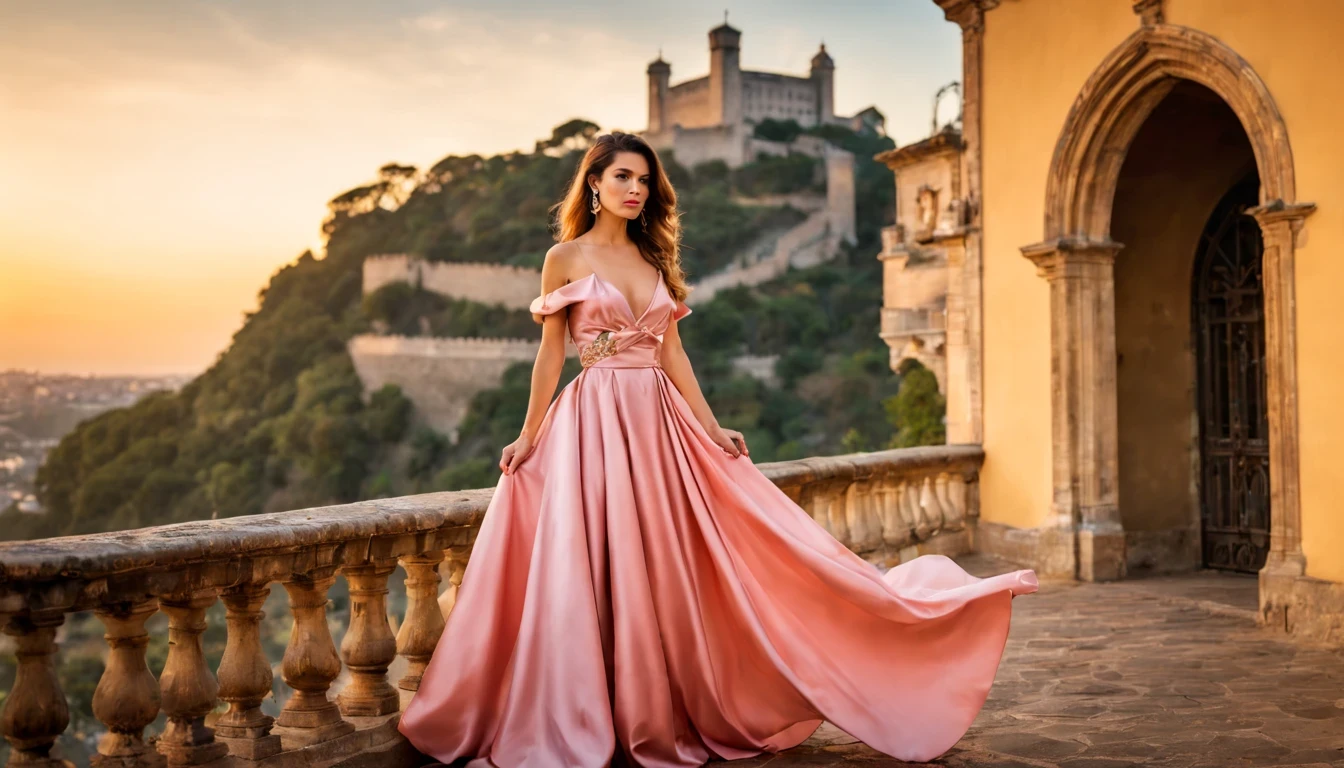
[640,209,648,227]
[590,187,601,215]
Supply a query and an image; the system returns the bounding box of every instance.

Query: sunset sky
[0,0,960,376]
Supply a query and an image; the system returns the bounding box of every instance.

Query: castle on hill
[642,18,885,168]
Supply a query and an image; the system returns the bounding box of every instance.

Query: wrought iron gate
[1194,174,1270,573]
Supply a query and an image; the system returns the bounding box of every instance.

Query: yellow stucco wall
[977,0,1344,581]
[978,2,1136,530]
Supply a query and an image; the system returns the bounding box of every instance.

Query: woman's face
[590,151,651,222]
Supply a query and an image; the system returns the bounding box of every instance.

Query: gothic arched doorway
[1024,24,1313,592]
[1193,172,1270,573]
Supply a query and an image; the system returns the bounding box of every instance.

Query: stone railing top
[348,334,545,352]
[364,254,542,276]
[0,445,983,612]
[758,444,982,487]
[0,489,490,591]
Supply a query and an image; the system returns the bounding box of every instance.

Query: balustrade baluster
[437,546,470,620]
[215,584,281,759]
[826,493,850,543]
[157,590,228,767]
[397,551,445,692]
[900,479,926,540]
[92,599,162,768]
[337,560,399,717]
[879,481,907,548]
[943,473,968,529]
[1,611,71,768]
[917,475,942,537]
[846,484,873,550]
[274,568,353,746]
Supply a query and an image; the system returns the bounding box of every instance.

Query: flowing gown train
[397,264,1038,768]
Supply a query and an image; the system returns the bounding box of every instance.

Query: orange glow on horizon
[0,2,956,376]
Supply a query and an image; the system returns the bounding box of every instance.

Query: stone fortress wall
[350,166,852,438]
[352,99,859,438]
[363,256,541,311]
[348,335,579,441]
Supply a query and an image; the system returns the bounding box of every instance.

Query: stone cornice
[873,128,963,170]
[1020,238,1125,278]
[1246,199,1317,229]
[1133,0,1164,26]
[934,0,999,32]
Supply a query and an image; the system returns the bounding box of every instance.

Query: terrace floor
[427,556,1344,768]
[728,556,1344,768]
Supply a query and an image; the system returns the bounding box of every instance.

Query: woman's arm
[660,314,748,458]
[502,247,572,473]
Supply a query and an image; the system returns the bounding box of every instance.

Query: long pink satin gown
[397,266,1039,767]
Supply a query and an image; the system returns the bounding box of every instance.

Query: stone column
[1,612,71,768]
[397,551,446,692]
[215,584,282,759]
[337,559,400,717]
[936,228,974,443]
[92,600,163,768]
[157,591,228,767]
[935,0,992,444]
[1247,200,1316,626]
[274,569,353,746]
[1022,237,1127,581]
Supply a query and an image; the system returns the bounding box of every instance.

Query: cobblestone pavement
[732,556,1344,768]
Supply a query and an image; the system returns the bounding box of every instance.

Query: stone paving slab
[723,556,1344,768]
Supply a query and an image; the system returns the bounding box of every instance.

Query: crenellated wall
[348,335,576,439]
[362,256,542,309]
[645,123,749,168]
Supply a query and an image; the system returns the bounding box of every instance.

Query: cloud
[408,13,454,33]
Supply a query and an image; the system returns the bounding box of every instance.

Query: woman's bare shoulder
[539,241,585,291]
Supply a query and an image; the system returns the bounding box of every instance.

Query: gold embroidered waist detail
[580,325,664,368]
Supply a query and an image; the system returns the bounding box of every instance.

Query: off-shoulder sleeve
[673,301,692,322]
[529,277,594,317]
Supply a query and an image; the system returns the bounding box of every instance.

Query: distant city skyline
[0,0,961,376]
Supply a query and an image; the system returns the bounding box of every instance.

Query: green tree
[884,361,947,448]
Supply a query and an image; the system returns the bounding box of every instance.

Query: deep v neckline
[575,243,662,324]
[592,271,662,324]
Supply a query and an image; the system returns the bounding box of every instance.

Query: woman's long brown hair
[550,131,691,305]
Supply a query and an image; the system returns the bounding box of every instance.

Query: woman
[397,131,1037,768]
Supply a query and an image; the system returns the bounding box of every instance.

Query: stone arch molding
[1021,22,1316,586]
[1044,23,1299,241]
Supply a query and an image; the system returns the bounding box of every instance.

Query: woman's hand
[709,425,748,458]
[500,432,535,475]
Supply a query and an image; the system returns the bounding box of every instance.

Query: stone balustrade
[881,306,949,336]
[760,444,982,566]
[0,444,981,767]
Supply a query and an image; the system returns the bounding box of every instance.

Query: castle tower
[646,54,671,133]
[810,42,835,125]
[708,20,742,128]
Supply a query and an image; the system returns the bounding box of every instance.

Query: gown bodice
[529,271,693,369]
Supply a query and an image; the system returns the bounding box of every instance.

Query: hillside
[2,119,937,542]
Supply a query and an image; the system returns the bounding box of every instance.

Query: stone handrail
[882,306,949,336]
[0,444,981,767]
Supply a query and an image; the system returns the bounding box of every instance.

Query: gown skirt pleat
[398,266,1038,768]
